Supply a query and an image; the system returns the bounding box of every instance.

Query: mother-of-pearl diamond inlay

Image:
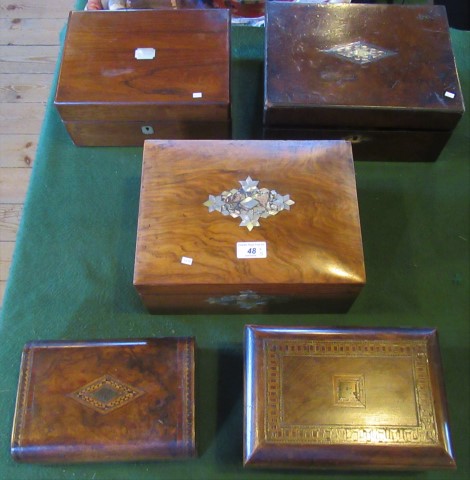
[203,176,295,231]
[69,374,145,414]
[321,41,396,65]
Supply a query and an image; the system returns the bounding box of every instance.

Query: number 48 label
[237,242,267,259]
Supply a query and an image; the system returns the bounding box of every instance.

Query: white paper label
[135,48,156,60]
[181,256,193,266]
[237,242,267,259]
[444,91,455,99]
[192,92,203,98]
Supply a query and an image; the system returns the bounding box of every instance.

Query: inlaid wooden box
[55,10,230,146]
[264,3,465,162]
[133,140,365,314]
[11,337,195,463]
[244,325,455,470]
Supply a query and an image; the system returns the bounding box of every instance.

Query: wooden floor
[0,0,75,306]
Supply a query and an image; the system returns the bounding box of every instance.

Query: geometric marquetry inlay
[68,374,145,415]
[264,339,439,445]
[333,374,366,408]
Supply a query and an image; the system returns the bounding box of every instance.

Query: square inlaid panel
[244,326,456,469]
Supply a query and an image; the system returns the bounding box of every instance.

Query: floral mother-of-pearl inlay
[203,176,295,231]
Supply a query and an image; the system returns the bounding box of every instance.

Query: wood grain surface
[55,10,230,122]
[0,45,60,74]
[134,140,365,313]
[11,337,196,463]
[0,1,75,19]
[0,74,53,103]
[0,0,74,306]
[0,18,66,45]
[264,3,464,130]
[0,205,23,242]
[244,326,456,470]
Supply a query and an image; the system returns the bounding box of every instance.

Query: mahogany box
[133,139,365,314]
[11,337,195,463]
[244,325,455,470]
[263,3,465,162]
[54,10,230,146]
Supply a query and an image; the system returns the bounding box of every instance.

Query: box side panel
[176,337,197,458]
[56,103,231,123]
[10,344,35,462]
[63,120,231,147]
[244,326,266,465]
[264,107,463,132]
[263,128,452,162]
[136,285,362,314]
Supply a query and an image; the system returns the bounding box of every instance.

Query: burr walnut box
[264,3,465,162]
[244,326,456,470]
[54,10,230,146]
[133,139,365,314]
[11,338,195,463]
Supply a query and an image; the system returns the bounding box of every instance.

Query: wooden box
[244,325,456,470]
[264,3,465,162]
[55,10,230,146]
[133,140,365,314]
[11,337,195,463]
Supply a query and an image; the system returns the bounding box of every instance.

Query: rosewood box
[55,10,230,146]
[11,337,195,463]
[244,325,456,470]
[133,139,365,314]
[264,3,465,162]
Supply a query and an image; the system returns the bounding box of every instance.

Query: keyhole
[141,126,154,135]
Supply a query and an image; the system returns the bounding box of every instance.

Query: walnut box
[133,140,365,314]
[244,325,456,470]
[55,10,230,146]
[264,3,465,162]
[11,337,195,463]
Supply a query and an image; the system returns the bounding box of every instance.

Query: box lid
[264,4,465,130]
[133,140,365,297]
[11,337,195,463]
[244,325,455,470]
[55,10,230,122]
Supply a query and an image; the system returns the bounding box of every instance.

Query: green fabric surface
[0,16,469,480]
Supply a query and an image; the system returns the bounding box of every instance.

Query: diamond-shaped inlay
[69,374,145,414]
[321,41,396,65]
[203,176,295,231]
